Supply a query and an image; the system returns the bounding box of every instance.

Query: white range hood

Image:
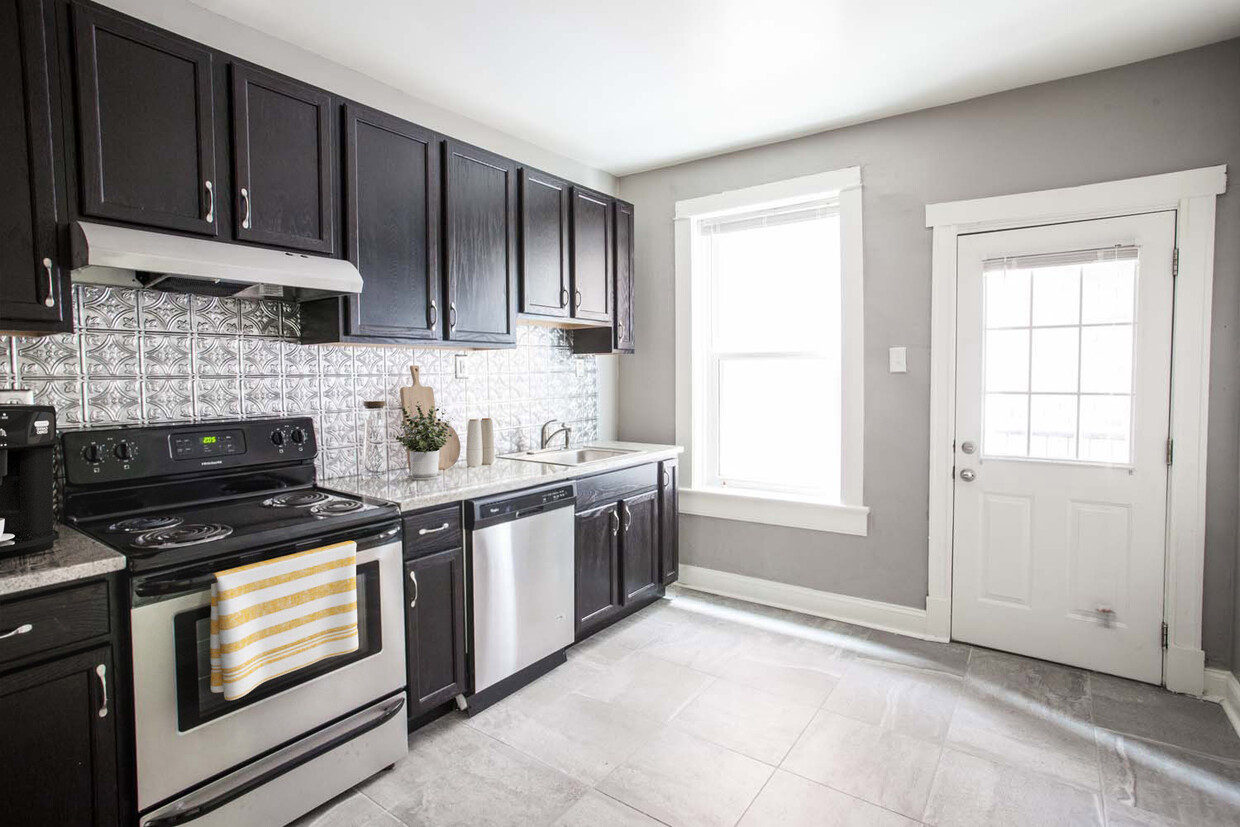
[70,221,362,300]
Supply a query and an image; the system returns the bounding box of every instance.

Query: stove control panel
[63,417,317,485]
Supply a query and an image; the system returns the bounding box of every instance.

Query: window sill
[680,487,869,536]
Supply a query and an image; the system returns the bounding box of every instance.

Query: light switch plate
[889,347,907,373]
[454,353,470,379]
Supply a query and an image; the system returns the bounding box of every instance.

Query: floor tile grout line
[1090,722,1240,766]
[776,760,931,824]
[591,787,678,827]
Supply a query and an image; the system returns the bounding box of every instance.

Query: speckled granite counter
[0,526,126,597]
[326,442,682,512]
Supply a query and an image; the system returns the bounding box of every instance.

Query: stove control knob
[82,442,104,464]
[114,441,134,461]
[290,427,306,445]
[270,430,285,447]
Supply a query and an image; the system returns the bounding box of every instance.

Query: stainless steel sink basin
[500,446,635,467]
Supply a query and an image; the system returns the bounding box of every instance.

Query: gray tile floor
[294,586,1240,827]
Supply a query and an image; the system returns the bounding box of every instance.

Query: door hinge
[1166,438,1174,466]
[1172,247,1179,278]
[1161,621,1169,649]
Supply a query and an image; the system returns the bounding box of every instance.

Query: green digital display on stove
[202,436,217,445]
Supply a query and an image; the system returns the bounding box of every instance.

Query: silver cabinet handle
[0,623,33,640]
[418,522,450,535]
[959,468,976,482]
[609,508,619,536]
[204,179,214,224]
[240,187,252,229]
[96,663,109,718]
[560,287,569,308]
[41,258,55,307]
[449,302,457,330]
[574,289,582,309]
[623,504,633,532]
[409,569,419,609]
[662,469,670,488]
[429,300,438,331]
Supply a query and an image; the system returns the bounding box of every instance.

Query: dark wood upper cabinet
[442,139,518,346]
[71,4,217,236]
[0,646,119,827]
[230,63,334,254]
[337,103,439,341]
[573,198,635,355]
[620,488,659,604]
[0,0,69,332]
[570,186,612,323]
[404,546,467,718]
[659,458,679,585]
[614,199,636,352]
[519,167,570,319]
[574,501,622,638]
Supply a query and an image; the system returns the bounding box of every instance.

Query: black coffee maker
[0,405,57,557]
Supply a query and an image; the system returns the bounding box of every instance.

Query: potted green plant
[397,405,451,478]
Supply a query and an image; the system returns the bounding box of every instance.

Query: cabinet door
[659,459,679,584]
[0,0,67,329]
[574,502,621,638]
[344,104,440,340]
[570,186,613,323]
[72,4,216,236]
[405,546,466,717]
[519,168,570,318]
[442,139,517,345]
[620,489,659,604]
[614,199,636,352]
[0,646,118,827]
[231,63,335,254]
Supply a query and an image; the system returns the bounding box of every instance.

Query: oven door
[130,524,405,812]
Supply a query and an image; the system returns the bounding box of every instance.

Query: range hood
[71,221,362,301]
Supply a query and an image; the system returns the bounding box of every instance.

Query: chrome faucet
[540,420,572,449]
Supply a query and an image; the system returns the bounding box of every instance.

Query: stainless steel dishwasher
[464,482,576,710]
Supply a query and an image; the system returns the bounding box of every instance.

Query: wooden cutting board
[439,425,461,470]
[400,365,436,419]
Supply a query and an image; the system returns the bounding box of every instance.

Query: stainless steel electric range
[62,417,407,827]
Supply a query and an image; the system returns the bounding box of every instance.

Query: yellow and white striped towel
[209,541,359,701]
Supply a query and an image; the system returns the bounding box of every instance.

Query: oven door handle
[141,693,405,827]
[134,525,402,598]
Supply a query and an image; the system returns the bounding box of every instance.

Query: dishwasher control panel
[466,483,576,529]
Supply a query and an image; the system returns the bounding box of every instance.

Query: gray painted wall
[617,40,1240,670]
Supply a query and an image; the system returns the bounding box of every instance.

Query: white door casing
[925,166,1225,694]
[952,213,1175,684]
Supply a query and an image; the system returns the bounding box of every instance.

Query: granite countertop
[326,441,683,512]
[0,526,127,598]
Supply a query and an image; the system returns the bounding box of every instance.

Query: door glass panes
[981,246,1137,463]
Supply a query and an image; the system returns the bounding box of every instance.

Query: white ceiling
[189,0,1240,176]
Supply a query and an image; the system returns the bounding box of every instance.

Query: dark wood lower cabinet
[659,458,679,584]
[620,489,659,604]
[0,645,118,827]
[404,546,467,718]
[574,501,622,638]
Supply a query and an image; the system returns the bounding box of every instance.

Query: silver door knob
[959,468,976,482]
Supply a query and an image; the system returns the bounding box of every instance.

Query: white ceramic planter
[407,450,440,479]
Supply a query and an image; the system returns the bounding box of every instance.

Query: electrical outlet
[455,353,470,379]
[574,359,585,377]
[889,346,908,373]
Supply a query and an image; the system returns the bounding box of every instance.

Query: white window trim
[675,168,867,535]
[925,165,1226,695]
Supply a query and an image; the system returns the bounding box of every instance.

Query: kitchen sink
[500,446,636,467]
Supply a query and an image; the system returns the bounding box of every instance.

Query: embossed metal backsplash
[0,285,600,479]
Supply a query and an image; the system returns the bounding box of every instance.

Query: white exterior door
[951,212,1175,684]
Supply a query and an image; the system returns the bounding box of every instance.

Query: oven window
[173,560,383,731]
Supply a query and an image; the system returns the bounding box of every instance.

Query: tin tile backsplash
[0,285,600,479]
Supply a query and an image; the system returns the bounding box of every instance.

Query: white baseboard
[677,564,936,640]
[1203,667,1240,740]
